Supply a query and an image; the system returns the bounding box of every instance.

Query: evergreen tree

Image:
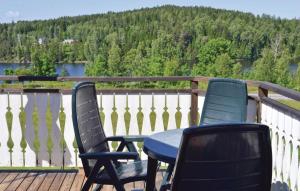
[124,48,137,76]
[252,48,275,82]
[31,45,56,76]
[294,63,300,90]
[164,59,180,76]
[85,54,107,76]
[274,52,291,87]
[232,62,243,79]
[193,38,232,76]
[214,53,234,78]
[107,42,122,76]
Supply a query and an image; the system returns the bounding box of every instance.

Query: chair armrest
[106,135,147,142]
[124,135,147,142]
[106,136,125,142]
[106,135,147,157]
[79,152,139,160]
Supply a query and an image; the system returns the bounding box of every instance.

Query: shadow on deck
[0,169,163,191]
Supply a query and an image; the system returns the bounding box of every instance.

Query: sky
[0,0,299,23]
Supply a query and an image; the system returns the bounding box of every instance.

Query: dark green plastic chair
[72,82,147,191]
[161,78,248,190]
[200,78,248,125]
[162,123,272,191]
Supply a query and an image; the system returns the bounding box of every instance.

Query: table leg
[146,156,158,191]
[159,164,174,191]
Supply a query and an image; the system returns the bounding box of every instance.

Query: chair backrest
[171,123,272,191]
[72,82,109,175]
[200,78,248,125]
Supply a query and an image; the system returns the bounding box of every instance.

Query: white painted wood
[0,94,10,166]
[2,85,299,191]
[261,103,300,190]
[10,94,23,166]
[0,92,258,167]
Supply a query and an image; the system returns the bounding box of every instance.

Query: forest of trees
[0,5,300,89]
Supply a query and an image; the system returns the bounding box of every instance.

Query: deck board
[37,173,57,191]
[26,173,47,191]
[48,173,66,191]
[70,170,85,191]
[4,173,27,191]
[0,173,18,191]
[0,169,163,190]
[59,172,76,191]
[16,172,38,191]
[0,173,8,184]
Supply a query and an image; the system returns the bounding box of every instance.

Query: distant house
[63,39,76,44]
[38,37,45,45]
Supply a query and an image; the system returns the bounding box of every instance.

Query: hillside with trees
[0,5,299,89]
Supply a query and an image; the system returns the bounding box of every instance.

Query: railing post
[257,86,268,123]
[190,80,199,126]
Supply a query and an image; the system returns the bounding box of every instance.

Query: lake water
[0,63,85,76]
[290,63,298,74]
[0,63,298,76]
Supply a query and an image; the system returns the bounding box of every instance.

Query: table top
[143,128,184,164]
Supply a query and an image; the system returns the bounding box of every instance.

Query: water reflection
[0,63,85,76]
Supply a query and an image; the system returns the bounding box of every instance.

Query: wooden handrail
[0,76,299,99]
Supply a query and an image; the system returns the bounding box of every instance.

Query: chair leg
[82,178,93,191]
[104,161,126,191]
[92,184,103,191]
[83,160,102,191]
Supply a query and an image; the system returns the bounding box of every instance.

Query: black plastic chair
[72,82,147,191]
[162,123,272,191]
[200,78,248,125]
[161,78,249,189]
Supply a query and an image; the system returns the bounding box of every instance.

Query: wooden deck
[0,169,163,191]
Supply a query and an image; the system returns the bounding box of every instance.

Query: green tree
[232,62,243,79]
[295,63,300,90]
[294,44,300,60]
[40,52,56,76]
[107,42,122,76]
[16,45,24,63]
[274,53,291,87]
[4,68,14,83]
[124,48,137,76]
[146,56,163,76]
[31,45,56,76]
[85,54,107,76]
[131,43,147,76]
[31,47,43,75]
[164,59,180,76]
[193,38,232,76]
[252,48,275,82]
[214,53,234,78]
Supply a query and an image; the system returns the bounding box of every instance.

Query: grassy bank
[278,99,300,110]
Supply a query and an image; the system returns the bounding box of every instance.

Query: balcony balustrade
[0,75,298,190]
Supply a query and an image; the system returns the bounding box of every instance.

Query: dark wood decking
[0,169,163,191]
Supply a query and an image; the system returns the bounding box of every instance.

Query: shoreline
[0,61,87,64]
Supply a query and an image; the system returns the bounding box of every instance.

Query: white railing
[0,92,257,167]
[261,103,300,191]
[0,76,298,190]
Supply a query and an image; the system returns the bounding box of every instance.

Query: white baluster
[276,111,286,182]
[282,115,292,184]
